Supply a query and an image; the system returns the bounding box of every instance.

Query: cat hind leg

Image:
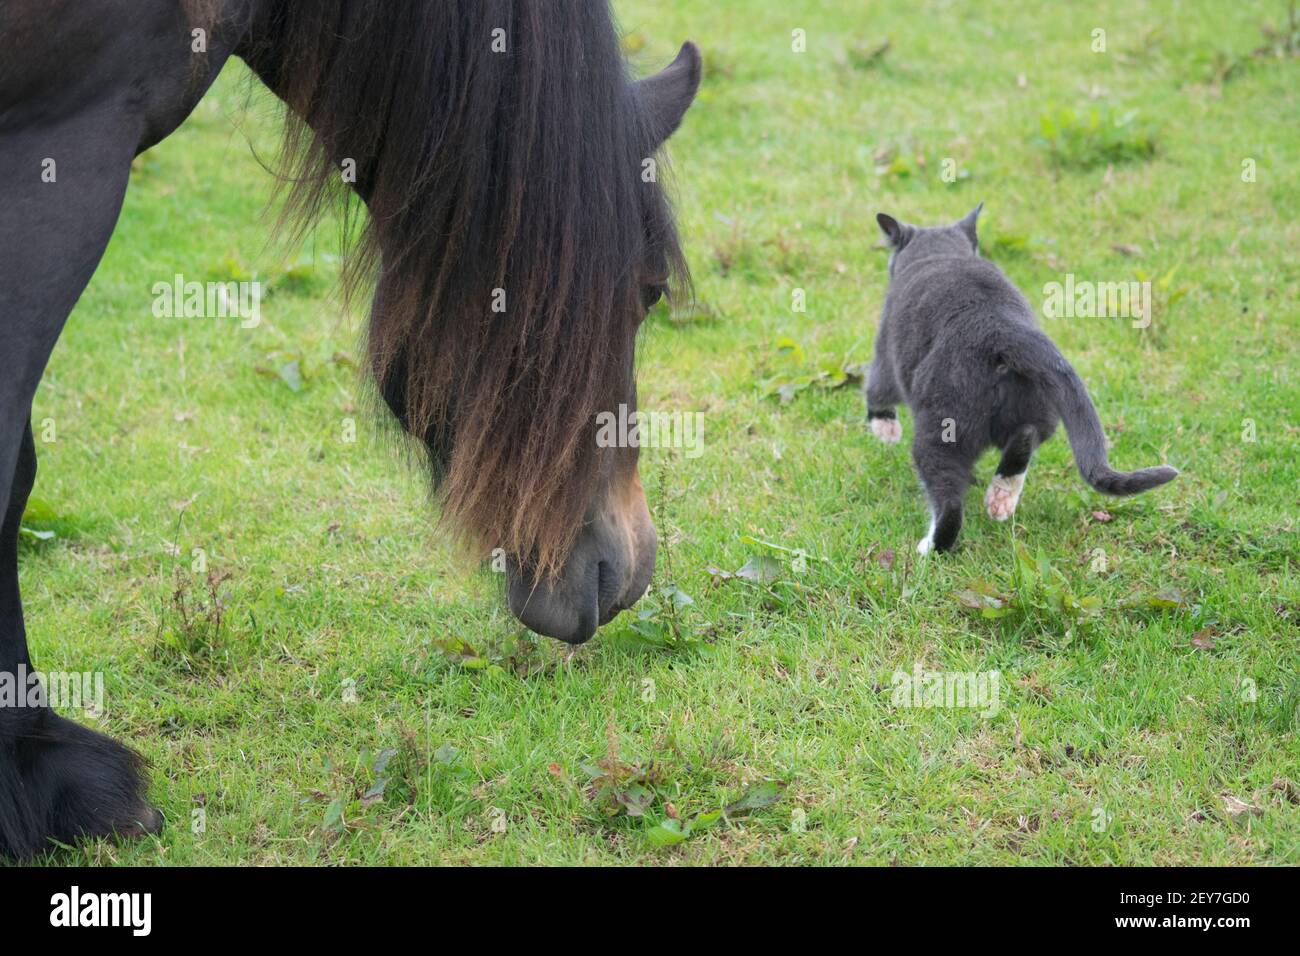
[913,422,978,554]
[985,424,1038,522]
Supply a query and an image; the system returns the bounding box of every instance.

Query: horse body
[0,0,698,858]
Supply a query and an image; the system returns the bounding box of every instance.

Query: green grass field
[17,0,1300,864]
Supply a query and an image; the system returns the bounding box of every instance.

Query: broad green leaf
[725,781,786,817]
[323,798,344,829]
[735,555,783,584]
[371,748,398,776]
[645,819,689,846]
[276,360,303,392]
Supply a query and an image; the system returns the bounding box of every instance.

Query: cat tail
[999,324,1179,496]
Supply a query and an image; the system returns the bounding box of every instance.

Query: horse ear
[958,201,984,247]
[637,42,702,148]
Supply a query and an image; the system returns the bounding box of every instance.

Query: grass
[14,0,1300,865]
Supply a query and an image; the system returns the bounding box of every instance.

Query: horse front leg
[0,420,160,858]
[0,109,159,859]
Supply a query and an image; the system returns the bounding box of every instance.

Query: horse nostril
[596,560,624,623]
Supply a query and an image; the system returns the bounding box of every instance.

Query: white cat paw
[916,515,937,555]
[984,473,1026,522]
[870,417,902,445]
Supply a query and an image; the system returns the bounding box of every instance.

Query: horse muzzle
[505,487,656,644]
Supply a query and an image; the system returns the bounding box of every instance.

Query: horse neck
[231,0,375,202]
[230,0,296,99]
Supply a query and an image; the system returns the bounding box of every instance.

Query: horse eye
[641,283,667,310]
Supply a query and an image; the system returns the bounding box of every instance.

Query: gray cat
[865,204,1178,554]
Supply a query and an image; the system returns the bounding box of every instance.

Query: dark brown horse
[0,0,699,857]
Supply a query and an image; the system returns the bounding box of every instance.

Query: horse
[0,0,699,858]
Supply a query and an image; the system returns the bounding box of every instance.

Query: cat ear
[877,213,908,249]
[958,202,984,248]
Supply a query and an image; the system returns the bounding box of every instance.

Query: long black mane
[242,0,688,575]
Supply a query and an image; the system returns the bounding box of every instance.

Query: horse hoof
[0,709,155,859]
[119,804,165,839]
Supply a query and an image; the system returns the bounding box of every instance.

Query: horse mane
[252,1,688,576]
[181,0,224,30]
